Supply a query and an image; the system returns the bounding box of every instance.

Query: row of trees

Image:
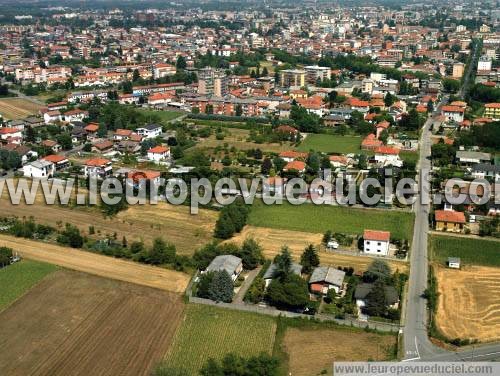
[214,199,250,239]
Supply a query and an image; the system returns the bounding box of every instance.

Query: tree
[57,223,84,248]
[364,260,392,283]
[214,211,236,239]
[146,238,176,265]
[176,55,187,70]
[0,246,13,267]
[266,274,309,310]
[208,270,234,303]
[235,104,243,116]
[322,230,333,244]
[272,156,286,172]
[132,68,140,82]
[261,157,272,175]
[56,133,73,150]
[197,271,215,298]
[363,280,387,317]
[384,93,396,107]
[300,244,320,274]
[273,246,292,281]
[239,238,264,269]
[200,353,279,376]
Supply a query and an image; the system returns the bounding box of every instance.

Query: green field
[430,234,500,267]
[400,151,419,165]
[166,304,277,375]
[296,134,362,154]
[0,260,58,311]
[138,109,185,123]
[248,201,414,240]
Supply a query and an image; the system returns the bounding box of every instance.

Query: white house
[147,145,170,163]
[83,158,113,179]
[374,146,403,167]
[136,123,162,139]
[43,110,62,124]
[205,254,243,281]
[61,109,88,122]
[363,229,391,256]
[441,105,465,123]
[0,127,23,143]
[23,160,54,178]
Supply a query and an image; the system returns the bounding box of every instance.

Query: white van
[326,240,339,250]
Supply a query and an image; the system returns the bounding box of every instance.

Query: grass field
[138,108,186,123]
[400,151,419,165]
[296,134,362,154]
[0,234,190,293]
[0,98,44,119]
[282,325,397,375]
[429,234,500,267]
[0,196,217,255]
[435,265,500,342]
[248,201,414,240]
[166,304,277,375]
[0,269,184,375]
[0,260,57,311]
[228,225,408,273]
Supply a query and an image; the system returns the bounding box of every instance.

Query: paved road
[458,39,480,99]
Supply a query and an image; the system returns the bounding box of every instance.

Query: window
[377,242,381,246]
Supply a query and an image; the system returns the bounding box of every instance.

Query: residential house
[374,146,403,167]
[283,160,306,173]
[435,210,466,233]
[361,134,383,151]
[309,266,345,295]
[126,170,161,188]
[355,283,399,313]
[41,140,62,153]
[263,262,302,288]
[43,110,62,124]
[113,129,133,142]
[441,105,465,123]
[0,127,23,144]
[83,158,113,179]
[42,154,70,170]
[22,160,54,178]
[455,151,491,166]
[205,254,243,281]
[136,123,162,139]
[472,163,500,182]
[484,103,500,120]
[147,145,170,163]
[62,109,88,122]
[92,140,114,154]
[278,151,308,163]
[363,230,391,256]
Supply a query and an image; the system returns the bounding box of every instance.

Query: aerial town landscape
[0,0,499,375]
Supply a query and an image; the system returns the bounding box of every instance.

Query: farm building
[447,257,461,269]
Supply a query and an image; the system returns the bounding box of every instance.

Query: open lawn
[0,269,184,376]
[0,98,43,119]
[228,225,408,273]
[0,260,57,311]
[400,151,419,165]
[281,323,397,376]
[296,134,362,154]
[189,126,294,154]
[0,196,217,255]
[248,201,414,241]
[435,265,500,342]
[430,234,500,267]
[138,108,186,123]
[166,304,277,375]
[0,234,190,293]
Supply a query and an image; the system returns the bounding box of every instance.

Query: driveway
[233,266,261,304]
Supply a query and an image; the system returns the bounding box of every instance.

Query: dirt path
[0,234,190,293]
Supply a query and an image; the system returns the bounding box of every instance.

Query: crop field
[0,98,43,119]
[228,226,407,273]
[0,234,190,293]
[430,234,500,267]
[0,260,57,311]
[248,201,414,241]
[296,134,362,154]
[0,269,184,376]
[282,326,397,376]
[166,304,277,375]
[0,195,217,255]
[435,265,500,342]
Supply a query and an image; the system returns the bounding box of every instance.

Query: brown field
[0,234,190,293]
[435,265,500,342]
[0,98,43,119]
[229,226,408,273]
[283,327,396,376]
[0,269,184,376]
[0,195,217,255]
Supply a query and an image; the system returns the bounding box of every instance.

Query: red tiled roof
[435,210,466,224]
[284,160,306,171]
[485,103,500,109]
[363,230,391,242]
[85,158,110,167]
[279,151,308,159]
[42,154,68,163]
[442,105,465,113]
[148,145,169,154]
[375,146,400,155]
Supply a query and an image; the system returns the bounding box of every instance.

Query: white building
[136,124,162,139]
[477,55,492,71]
[147,145,170,163]
[23,160,54,178]
[363,229,391,256]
